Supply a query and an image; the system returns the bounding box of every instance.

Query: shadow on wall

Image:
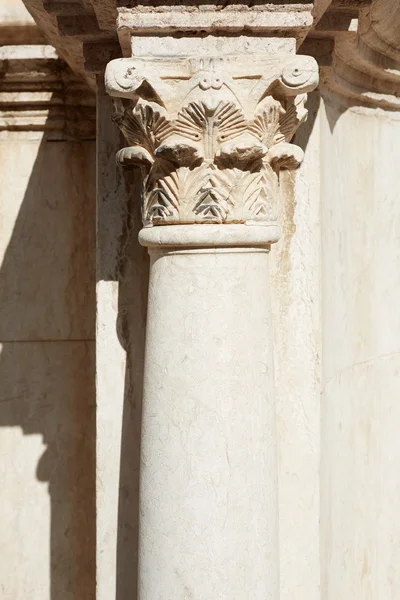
[96,79,149,600]
[0,126,96,599]
[294,90,320,153]
[320,97,346,134]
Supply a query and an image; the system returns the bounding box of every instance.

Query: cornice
[0,44,95,138]
[0,1,96,138]
[303,0,400,111]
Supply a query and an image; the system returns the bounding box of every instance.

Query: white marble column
[139,225,278,598]
[105,50,318,598]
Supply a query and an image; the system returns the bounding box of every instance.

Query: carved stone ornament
[105,55,318,227]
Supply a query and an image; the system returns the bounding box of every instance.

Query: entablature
[19,0,400,111]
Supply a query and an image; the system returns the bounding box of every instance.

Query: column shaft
[139,241,278,599]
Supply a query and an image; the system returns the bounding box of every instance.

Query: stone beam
[19,0,121,87]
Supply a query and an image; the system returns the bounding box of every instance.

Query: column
[319,1,400,596]
[106,50,318,598]
[320,97,400,600]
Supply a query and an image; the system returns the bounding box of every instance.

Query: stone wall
[0,132,96,600]
[0,4,97,597]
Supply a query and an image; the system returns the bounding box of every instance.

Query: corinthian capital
[105,55,318,228]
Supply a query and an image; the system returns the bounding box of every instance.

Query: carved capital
[105,55,318,228]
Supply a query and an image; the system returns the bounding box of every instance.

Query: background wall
[320,100,400,599]
[0,132,96,600]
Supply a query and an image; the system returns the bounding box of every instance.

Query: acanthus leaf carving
[112,99,172,170]
[241,163,279,222]
[106,55,319,227]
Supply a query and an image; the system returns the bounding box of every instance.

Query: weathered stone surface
[130,35,296,57]
[116,3,314,52]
